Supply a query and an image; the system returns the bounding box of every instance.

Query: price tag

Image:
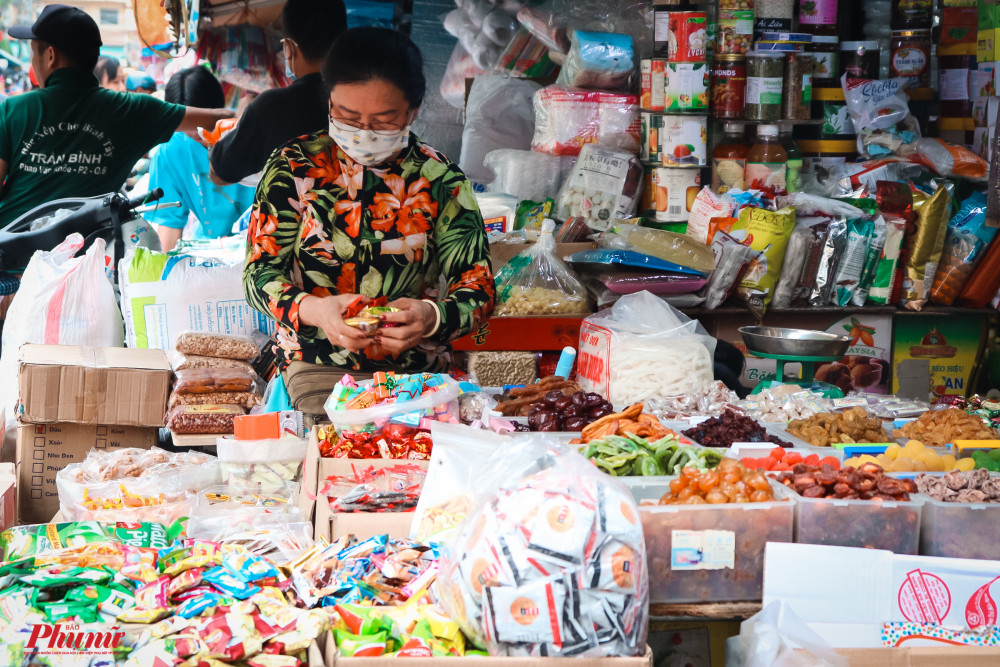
[670,530,735,571]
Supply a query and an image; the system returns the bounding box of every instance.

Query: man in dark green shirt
[0,4,233,227]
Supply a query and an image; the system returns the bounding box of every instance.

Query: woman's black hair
[322,27,425,108]
[164,66,225,109]
[94,56,119,83]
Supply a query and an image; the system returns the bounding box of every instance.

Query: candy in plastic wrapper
[247,654,304,667]
[118,606,172,623]
[335,628,388,657]
[435,435,648,657]
[485,577,566,646]
[203,566,262,600]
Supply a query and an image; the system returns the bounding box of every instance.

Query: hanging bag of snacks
[494,219,591,316]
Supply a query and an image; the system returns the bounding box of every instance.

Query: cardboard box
[15,422,157,524]
[980,0,1000,30]
[323,632,654,666]
[18,345,172,427]
[763,543,1000,648]
[0,463,15,531]
[835,648,1000,665]
[891,314,986,401]
[314,500,415,542]
[978,29,1000,61]
[311,454,429,542]
[489,242,594,272]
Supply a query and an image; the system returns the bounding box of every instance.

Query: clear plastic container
[216,437,309,493]
[794,492,923,554]
[627,476,794,603]
[919,495,1000,560]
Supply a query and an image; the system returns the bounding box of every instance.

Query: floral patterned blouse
[244,131,495,372]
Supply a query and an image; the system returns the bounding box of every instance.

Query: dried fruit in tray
[843,439,975,472]
[741,447,841,472]
[682,409,791,448]
[771,462,915,501]
[916,468,1000,503]
[574,402,678,442]
[893,408,997,447]
[786,407,888,446]
[580,431,723,477]
[525,390,614,432]
[654,459,777,505]
[496,375,582,416]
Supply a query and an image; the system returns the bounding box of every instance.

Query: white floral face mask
[328,117,411,166]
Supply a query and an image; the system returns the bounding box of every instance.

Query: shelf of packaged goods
[456,308,997,351]
[649,601,762,621]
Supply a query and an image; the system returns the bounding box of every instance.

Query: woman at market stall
[146,66,255,251]
[243,27,495,410]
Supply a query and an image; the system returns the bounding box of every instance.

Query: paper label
[671,530,736,571]
[746,76,783,105]
[745,161,786,190]
[799,0,838,24]
[940,69,969,101]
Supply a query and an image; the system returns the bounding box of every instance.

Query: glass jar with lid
[889,30,931,87]
[808,35,839,87]
[840,41,879,79]
[798,0,838,37]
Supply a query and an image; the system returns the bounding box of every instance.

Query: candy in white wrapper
[435,435,649,657]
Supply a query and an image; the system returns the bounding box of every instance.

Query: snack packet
[730,206,797,317]
[900,186,952,311]
[929,191,995,306]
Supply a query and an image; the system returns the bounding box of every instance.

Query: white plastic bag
[726,601,848,667]
[555,144,642,223]
[577,291,715,405]
[483,149,566,202]
[531,85,640,156]
[459,74,542,185]
[0,234,124,454]
[409,422,507,544]
[119,246,267,352]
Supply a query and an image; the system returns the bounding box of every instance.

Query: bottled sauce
[712,123,749,193]
[798,0,838,37]
[840,41,880,79]
[889,30,931,87]
[809,35,840,87]
[891,0,932,31]
[745,124,788,190]
[779,125,803,193]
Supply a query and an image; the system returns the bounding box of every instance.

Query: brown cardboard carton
[15,422,157,524]
[324,631,653,666]
[18,344,172,427]
[314,497,415,542]
[301,426,430,534]
[0,463,15,531]
[833,648,1000,665]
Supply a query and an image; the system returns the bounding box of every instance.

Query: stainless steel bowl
[739,326,851,358]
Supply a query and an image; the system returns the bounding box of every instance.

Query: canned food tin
[655,11,709,62]
[710,55,747,119]
[642,166,701,222]
[641,59,667,111]
[640,112,708,166]
[665,62,709,111]
[717,10,753,55]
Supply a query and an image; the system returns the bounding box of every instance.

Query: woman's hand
[375,298,437,356]
[299,294,371,354]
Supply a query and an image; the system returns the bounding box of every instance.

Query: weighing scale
[739,326,852,398]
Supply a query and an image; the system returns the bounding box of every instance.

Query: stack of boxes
[938,2,979,147]
[14,345,172,524]
[976,0,1000,160]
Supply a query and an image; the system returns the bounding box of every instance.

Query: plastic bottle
[745,124,788,191]
[779,125,803,193]
[712,123,749,193]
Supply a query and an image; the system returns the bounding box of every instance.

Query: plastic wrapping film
[531,85,640,156]
[460,74,541,184]
[494,220,591,315]
[484,149,567,202]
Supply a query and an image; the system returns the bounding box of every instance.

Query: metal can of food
[710,54,747,119]
[717,10,753,55]
[641,59,666,111]
[655,10,709,62]
[665,62,709,112]
[641,166,701,222]
[641,112,708,166]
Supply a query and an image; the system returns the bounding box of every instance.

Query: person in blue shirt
[147,66,255,251]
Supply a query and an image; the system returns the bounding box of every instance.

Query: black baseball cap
[8,4,102,55]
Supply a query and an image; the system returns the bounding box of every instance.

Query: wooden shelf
[649,600,762,621]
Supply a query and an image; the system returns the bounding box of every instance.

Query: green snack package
[64,584,136,616]
[39,598,100,624]
[2,521,182,562]
[334,629,388,657]
[20,566,111,589]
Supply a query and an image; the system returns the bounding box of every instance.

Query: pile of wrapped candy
[287,534,478,657]
[941,394,1000,431]
[0,520,331,666]
[320,372,461,459]
[320,464,427,513]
